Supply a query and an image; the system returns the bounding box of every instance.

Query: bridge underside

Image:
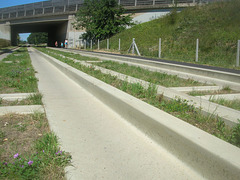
[11,18,68,46]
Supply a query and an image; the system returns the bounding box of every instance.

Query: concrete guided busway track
[29,47,240,179]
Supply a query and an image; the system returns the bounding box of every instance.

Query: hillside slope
[99,0,240,69]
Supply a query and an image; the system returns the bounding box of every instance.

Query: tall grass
[97,0,240,69]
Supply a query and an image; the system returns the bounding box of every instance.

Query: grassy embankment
[38,47,240,148]
[0,47,71,179]
[97,0,240,69]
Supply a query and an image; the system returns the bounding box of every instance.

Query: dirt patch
[0,113,49,162]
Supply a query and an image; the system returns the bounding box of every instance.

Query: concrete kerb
[36,48,240,180]
[44,50,240,127]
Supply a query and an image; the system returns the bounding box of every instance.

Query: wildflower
[28,161,33,166]
[21,165,24,168]
[3,162,7,165]
[43,150,45,153]
[14,153,19,159]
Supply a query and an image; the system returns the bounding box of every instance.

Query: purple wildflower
[21,165,24,168]
[43,150,45,153]
[14,153,19,159]
[3,162,7,165]
[28,161,33,166]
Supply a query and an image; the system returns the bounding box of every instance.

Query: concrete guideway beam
[35,48,240,180]
[47,48,240,127]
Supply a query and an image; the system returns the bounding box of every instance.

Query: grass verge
[43,48,99,61]
[0,47,38,93]
[90,60,206,87]
[0,113,71,179]
[0,47,72,179]
[37,47,240,148]
[210,98,240,111]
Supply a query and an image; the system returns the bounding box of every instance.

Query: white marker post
[90,40,92,50]
[84,40,86,49]
[196,38,199,62]
[119,38,121,51]
[158,38,161,58]
[107,39,109,50]
[237,40,240,67]
[98,39,100,50]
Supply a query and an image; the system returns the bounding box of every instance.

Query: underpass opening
[11,19,68,47]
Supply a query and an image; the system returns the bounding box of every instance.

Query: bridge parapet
[0,0,217,21]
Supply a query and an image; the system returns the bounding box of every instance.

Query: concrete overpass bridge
[0,0,216,47]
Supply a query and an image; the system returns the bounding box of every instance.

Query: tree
[73,0,134,41]
[27,32,48,44]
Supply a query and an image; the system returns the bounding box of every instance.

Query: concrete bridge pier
[66,15,84,49]
[0,22,11,47]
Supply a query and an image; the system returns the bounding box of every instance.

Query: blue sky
[0,0,47,8]
[0,0,47,41]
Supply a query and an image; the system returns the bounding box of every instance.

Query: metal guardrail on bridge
[0,0,222,21]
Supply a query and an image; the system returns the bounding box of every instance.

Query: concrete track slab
[0,105,44,115]
[59,55,239,126]
[0,47,20,61]
[28,48,203,179]
[169,86,221,93]
[197,93,240,101]
[0,93,35,101]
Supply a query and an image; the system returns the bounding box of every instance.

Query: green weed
[0,47,38,93]
[91,61,205,87]
[0,133,71,179]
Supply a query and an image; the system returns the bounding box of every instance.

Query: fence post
[90,40,92,50]
[153,0,155,6]
[118,0,121,5]
[107,39,109,50]
[135,0,137,6]
[132,38,135,54]
[84,40,86,49]
[98,39,100,50]
[196,39,199,62]
[119,38,121,51]
[158,38,161,58]
[237,40,240,67]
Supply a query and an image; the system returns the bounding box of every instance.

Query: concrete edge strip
[0,93,36,101]
[36,48,240,180]
[0,105,45,115]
